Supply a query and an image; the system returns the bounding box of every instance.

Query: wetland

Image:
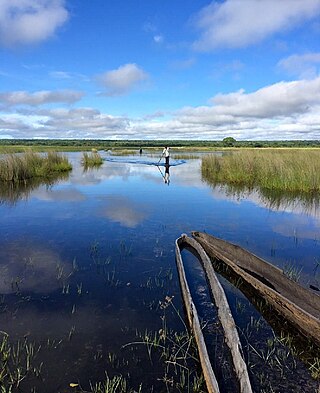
[0,149,319,393]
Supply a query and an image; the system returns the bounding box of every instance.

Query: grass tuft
[0,151,72,182]
[81,151,103,168]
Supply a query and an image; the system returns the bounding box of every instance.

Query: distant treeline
[0,139,320,148]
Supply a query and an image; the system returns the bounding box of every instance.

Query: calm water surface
[0,151,319,392]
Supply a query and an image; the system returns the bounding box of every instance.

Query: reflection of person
[162,146,170,165]
[164,164,170,185]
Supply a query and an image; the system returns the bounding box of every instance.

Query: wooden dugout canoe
[175,235,220,393]
[175,234,252,393]
[192,231,320,348]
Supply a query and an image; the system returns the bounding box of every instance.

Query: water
[0,151,319,392]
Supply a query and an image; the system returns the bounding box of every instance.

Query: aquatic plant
[0,151,72,182]
[122,296,206,392]
[309,357,320,379]
[81,151,103,168]
[202,149,320,194]
[283,262,302,282]
[90,374,141,393]
[0,332,42,391]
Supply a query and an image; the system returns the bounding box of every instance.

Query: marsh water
[0,151,319,393]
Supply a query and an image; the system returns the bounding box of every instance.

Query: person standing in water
[162,146,170,166]
[162,146,170,185]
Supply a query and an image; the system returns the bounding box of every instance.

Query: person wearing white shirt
[162,146,170,166]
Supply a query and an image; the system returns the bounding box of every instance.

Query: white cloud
[132,77,320,140]
[1,78,320,140]
[193,0,320,51]
[154,35,164,44]
[41,108,129,134]
[143,111,165,120]
[0,107,130,139]
[0,90,84,107]
[0,0,69,47]
[278,53,320,78]
[176,77,320,123]
[96,64,149,96]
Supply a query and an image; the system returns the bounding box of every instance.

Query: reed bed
[81,151,103,167]
[110,149,137,156]
[202,149,320,193]
[0,151,72,182]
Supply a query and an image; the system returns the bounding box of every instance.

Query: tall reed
[81,151,103,167]
[0,151,72,182]
[202,149,320,193]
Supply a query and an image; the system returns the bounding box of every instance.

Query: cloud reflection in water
[99,195,149,228]
[0,243,72,294]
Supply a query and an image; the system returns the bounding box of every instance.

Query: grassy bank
[202,149,320,193]
[0,151,72,182]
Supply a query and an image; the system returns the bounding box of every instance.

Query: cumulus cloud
[180,77,320,120]
[0,107,130,139]
[193,0,320,51]
[131,77,320,140]
[0,0,69,47]
[40,108,129,133]
[96,63,149,96]
[0,90,84,107]
[1,78,320,140]
[0,116,32,132]
[278,52,320,79]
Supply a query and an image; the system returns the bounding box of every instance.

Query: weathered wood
[192,231,320,348]
[175,236,220,393]
[178,235,252,393]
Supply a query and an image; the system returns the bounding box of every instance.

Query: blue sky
[1,0,320,140]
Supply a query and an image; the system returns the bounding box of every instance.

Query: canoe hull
[192,231,320,348]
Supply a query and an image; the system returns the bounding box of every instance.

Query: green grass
[202,149,320,193]
[109,149,138,156]
[81,151,103,167]
[0,145,97,153]
[0,151,72,182]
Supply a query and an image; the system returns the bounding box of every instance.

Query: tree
[222,137,236,147]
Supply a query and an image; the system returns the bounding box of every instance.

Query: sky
[0,0,320,140]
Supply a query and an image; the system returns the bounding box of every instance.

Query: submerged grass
[0,331,42,391]
[0,151,72,182]
[202,149,320,193]
[81,151,103,168]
